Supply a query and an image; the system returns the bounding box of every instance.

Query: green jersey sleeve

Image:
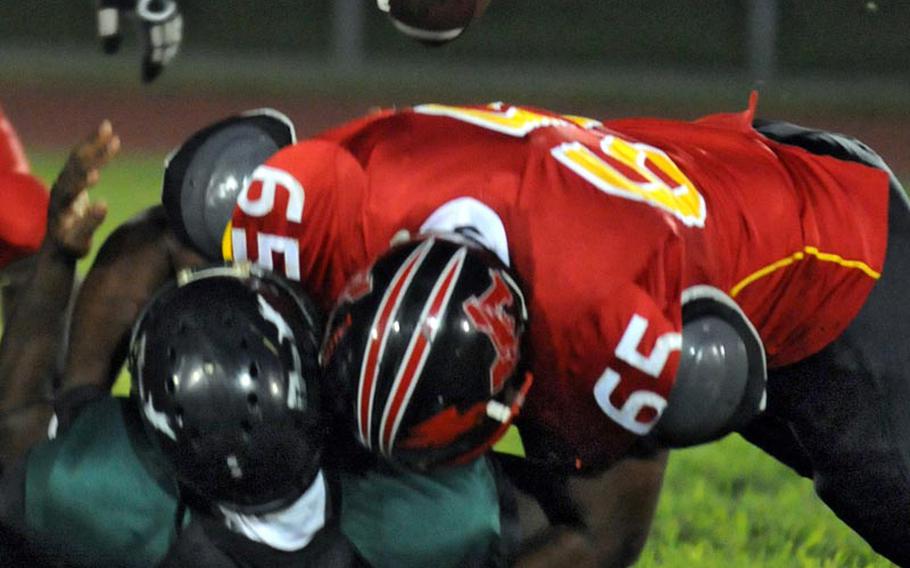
[340,457,503,568]
[25,397,182,567]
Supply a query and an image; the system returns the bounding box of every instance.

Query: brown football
[384,0,491,43]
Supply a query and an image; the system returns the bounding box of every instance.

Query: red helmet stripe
[379,247,467,456]
[357,240,434,448]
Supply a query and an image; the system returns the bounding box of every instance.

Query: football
[379,0,492,44]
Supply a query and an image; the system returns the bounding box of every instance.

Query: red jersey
[0,105,48,269]
[226,99,888,469]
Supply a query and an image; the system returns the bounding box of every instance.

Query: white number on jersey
[593,314,681,435]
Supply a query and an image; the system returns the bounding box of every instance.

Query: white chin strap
[219,470,328,551]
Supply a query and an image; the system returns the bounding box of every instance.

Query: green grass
[641,436,893,567]
[26,152,898,566]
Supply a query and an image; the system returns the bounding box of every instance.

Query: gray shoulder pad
[653,286,766,447]
[162,109,295,260]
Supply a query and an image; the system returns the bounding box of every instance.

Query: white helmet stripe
[379,246,468,456]
[356,239,434,448]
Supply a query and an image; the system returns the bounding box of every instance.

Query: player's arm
[0,121,119,468]
[506,449,668,568]
[570,453,668,567]
[59,206,204,401]
[522,287,766,566]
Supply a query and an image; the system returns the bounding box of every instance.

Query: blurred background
[2,0,909,163]
[1,1,907,566]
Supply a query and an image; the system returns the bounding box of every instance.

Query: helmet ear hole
[165,375,177,394]
[249,362,259,379]
[246,392,259,410]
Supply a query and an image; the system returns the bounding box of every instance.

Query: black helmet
[128,264,323,514]
[322,235,531,471]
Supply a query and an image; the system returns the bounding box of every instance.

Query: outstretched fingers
[76,120,120,187]
[49,121,121,258]
[53,120,120,211]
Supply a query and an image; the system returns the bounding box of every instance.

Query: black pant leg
[750,120,910,564]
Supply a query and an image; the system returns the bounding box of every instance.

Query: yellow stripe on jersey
[222,220,234,260]
[729,246,881,298]
[562,114,603,130]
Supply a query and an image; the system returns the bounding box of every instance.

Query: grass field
[27,150,896,567]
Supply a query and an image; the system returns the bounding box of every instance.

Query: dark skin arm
[61,205,204,394]
[0,256,37,325]
[569,452,668,566]
[514,452,669,568]
[0,121,120,468]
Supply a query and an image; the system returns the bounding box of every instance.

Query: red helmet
[322,235,531,470]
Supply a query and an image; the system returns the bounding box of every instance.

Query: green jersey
[8,397,502,566]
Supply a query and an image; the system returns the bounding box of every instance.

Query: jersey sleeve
[521,219,685,470]
[0,106,31,175]
[225,140,368,311]
[589,283,682,437]
[0,173,47,271]
[0,106,47,269]
[551,283,682,470]
[339,458,503,568]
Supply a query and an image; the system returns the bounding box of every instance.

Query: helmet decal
[142,392,177,441]
[379,246,467,456]
[320,312,352,366]
[357,239,434,448]
[226,454,244,480]
[320,270,373,365]
[258,294,295,345]
[133,332,148,393]
[401,400,488,449]
[463,270,521,394]
[287,344,306,410]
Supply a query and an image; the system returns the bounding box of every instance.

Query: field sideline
[26,150,896,567]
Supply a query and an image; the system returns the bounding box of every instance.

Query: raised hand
[47,120,120,259]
